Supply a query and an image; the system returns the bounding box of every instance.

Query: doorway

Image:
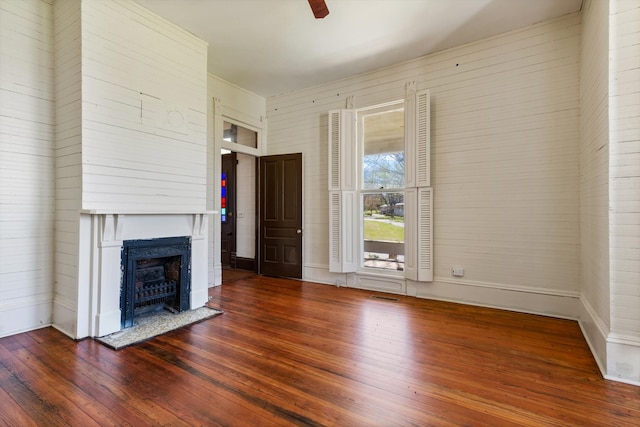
[220,152,303,281]
[221,151,258,276]
[221,152,237,269]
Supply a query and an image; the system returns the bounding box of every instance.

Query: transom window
[223,121,257,149]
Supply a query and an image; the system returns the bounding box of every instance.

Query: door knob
[297,229,302,234]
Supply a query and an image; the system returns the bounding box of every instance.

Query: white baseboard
[302,266,580,319]
[212,263,222,286]
[606,334,640,386]
[578,296,640,385]
[53,297,79,338]
[417,277,580,320]
[0,296,53,339]
[303,263,344,286]
[578,296,609,378]
[351,273,406,295]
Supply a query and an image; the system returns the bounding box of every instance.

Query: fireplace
[63,212,210,339]
[120,236,191,328]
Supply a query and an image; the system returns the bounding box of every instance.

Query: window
[222,121,257,149]
[328,84,433,282]
[360,105,405,272]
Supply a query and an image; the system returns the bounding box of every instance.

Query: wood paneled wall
[52,0,82,335]
[80,0,208,212]
[607,0,640,383]
[579,0,611,366]
[235,152,256,259]
[0,0,55,337]
[53,0,208,337]
[267,14,582,317]
[609,0,640,341]
[2,0,209,337]
[207,74,266,286]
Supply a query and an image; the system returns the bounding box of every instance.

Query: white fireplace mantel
[71,211,217,338]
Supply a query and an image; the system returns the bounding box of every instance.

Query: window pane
[223,121,257,149]
[362,109,404,190]
[221,172,227,222]
[363,192,404,271]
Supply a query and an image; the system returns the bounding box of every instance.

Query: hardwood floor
[1,276,639,426]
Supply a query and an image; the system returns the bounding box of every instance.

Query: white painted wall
[267,15,582,318]
[52,0,83,337]
[236,152,256,259]
[207,73,265,285]
[80,0,208,212]
[0,0,55,337]
[51,0,209,337]
[607,0,640,384]
[579,0,611,369]
[578,0,640,386]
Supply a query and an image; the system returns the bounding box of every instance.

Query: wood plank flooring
[1,276,639,426]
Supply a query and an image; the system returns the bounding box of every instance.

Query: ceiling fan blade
[308,0,329,19]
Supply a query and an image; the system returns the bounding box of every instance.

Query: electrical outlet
[452,267,464,277]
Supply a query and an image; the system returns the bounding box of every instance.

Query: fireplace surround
[53,211,212,339]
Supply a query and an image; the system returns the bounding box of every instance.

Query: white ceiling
[135,0,583,98]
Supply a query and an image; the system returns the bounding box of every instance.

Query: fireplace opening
[120,236,191,329]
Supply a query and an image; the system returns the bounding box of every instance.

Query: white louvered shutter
[404,86,433,282]
[404,87,417,188]
[329,191,341,269]
[328,110,357,191]
[404,188,418,280]
[417,187,433,282]
[328,109,357,273]
[415,90,431,187]
[328,111,341,191]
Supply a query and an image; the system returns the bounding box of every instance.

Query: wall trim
[52,296,77,339]
[608,333,640,347]
[304,264,343,286]
[351,273,406,295]
[417,278,580,320]
[304,267,580,319]
[0,296,53,339]
[605,335,640,386]
[212,263,223,286]
[434,277,580,298]
[578,295,609,379]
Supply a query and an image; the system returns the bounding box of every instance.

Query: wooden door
[221,153,237,268]
[259,153,302,278]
